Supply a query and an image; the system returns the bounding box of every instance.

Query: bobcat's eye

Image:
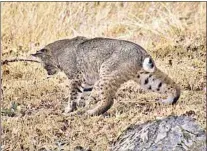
[45,64,58,75]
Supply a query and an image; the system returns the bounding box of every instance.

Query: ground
[1,2,206,151]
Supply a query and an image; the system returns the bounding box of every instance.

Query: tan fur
[32,37,180,116]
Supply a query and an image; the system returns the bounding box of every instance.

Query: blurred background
[2,2,206,58]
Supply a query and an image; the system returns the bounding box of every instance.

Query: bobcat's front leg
[64,79,82,113]
[64,79,94,114]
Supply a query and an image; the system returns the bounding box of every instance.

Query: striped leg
[76,83,93,107]
[64,80,94,113]
[64,79,82,113]
[136,68,180,104]
[86,75,128,116]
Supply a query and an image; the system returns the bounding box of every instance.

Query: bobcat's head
[31,49,59,75]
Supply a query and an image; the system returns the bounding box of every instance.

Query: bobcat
[32,36,180,116]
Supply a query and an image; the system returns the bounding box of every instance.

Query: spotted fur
[32,37,180,116]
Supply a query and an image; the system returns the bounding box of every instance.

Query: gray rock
[111,116,206,151]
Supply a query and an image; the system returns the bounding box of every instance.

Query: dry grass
[1,2,206,151]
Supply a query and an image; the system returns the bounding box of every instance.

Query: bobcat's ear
[31,49,48,57]
[39,48,48,53]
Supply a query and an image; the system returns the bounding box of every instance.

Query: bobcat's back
[76,38,150,82]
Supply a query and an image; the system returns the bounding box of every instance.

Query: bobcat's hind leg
[85,81,102,107]
[86,78,116,115]
[136,68,180,104]
[86,73,130,116]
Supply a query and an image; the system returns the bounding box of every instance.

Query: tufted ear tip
[30,49,48,57]
[31,49,48,57]
[31,53,38,57]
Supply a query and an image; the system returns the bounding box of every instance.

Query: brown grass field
[1,2,206,151]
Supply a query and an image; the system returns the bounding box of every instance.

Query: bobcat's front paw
[64,106,73,113]
[86,109,96,116]
[64,101,77,114]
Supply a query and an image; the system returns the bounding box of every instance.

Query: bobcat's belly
[81,68,100,86]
